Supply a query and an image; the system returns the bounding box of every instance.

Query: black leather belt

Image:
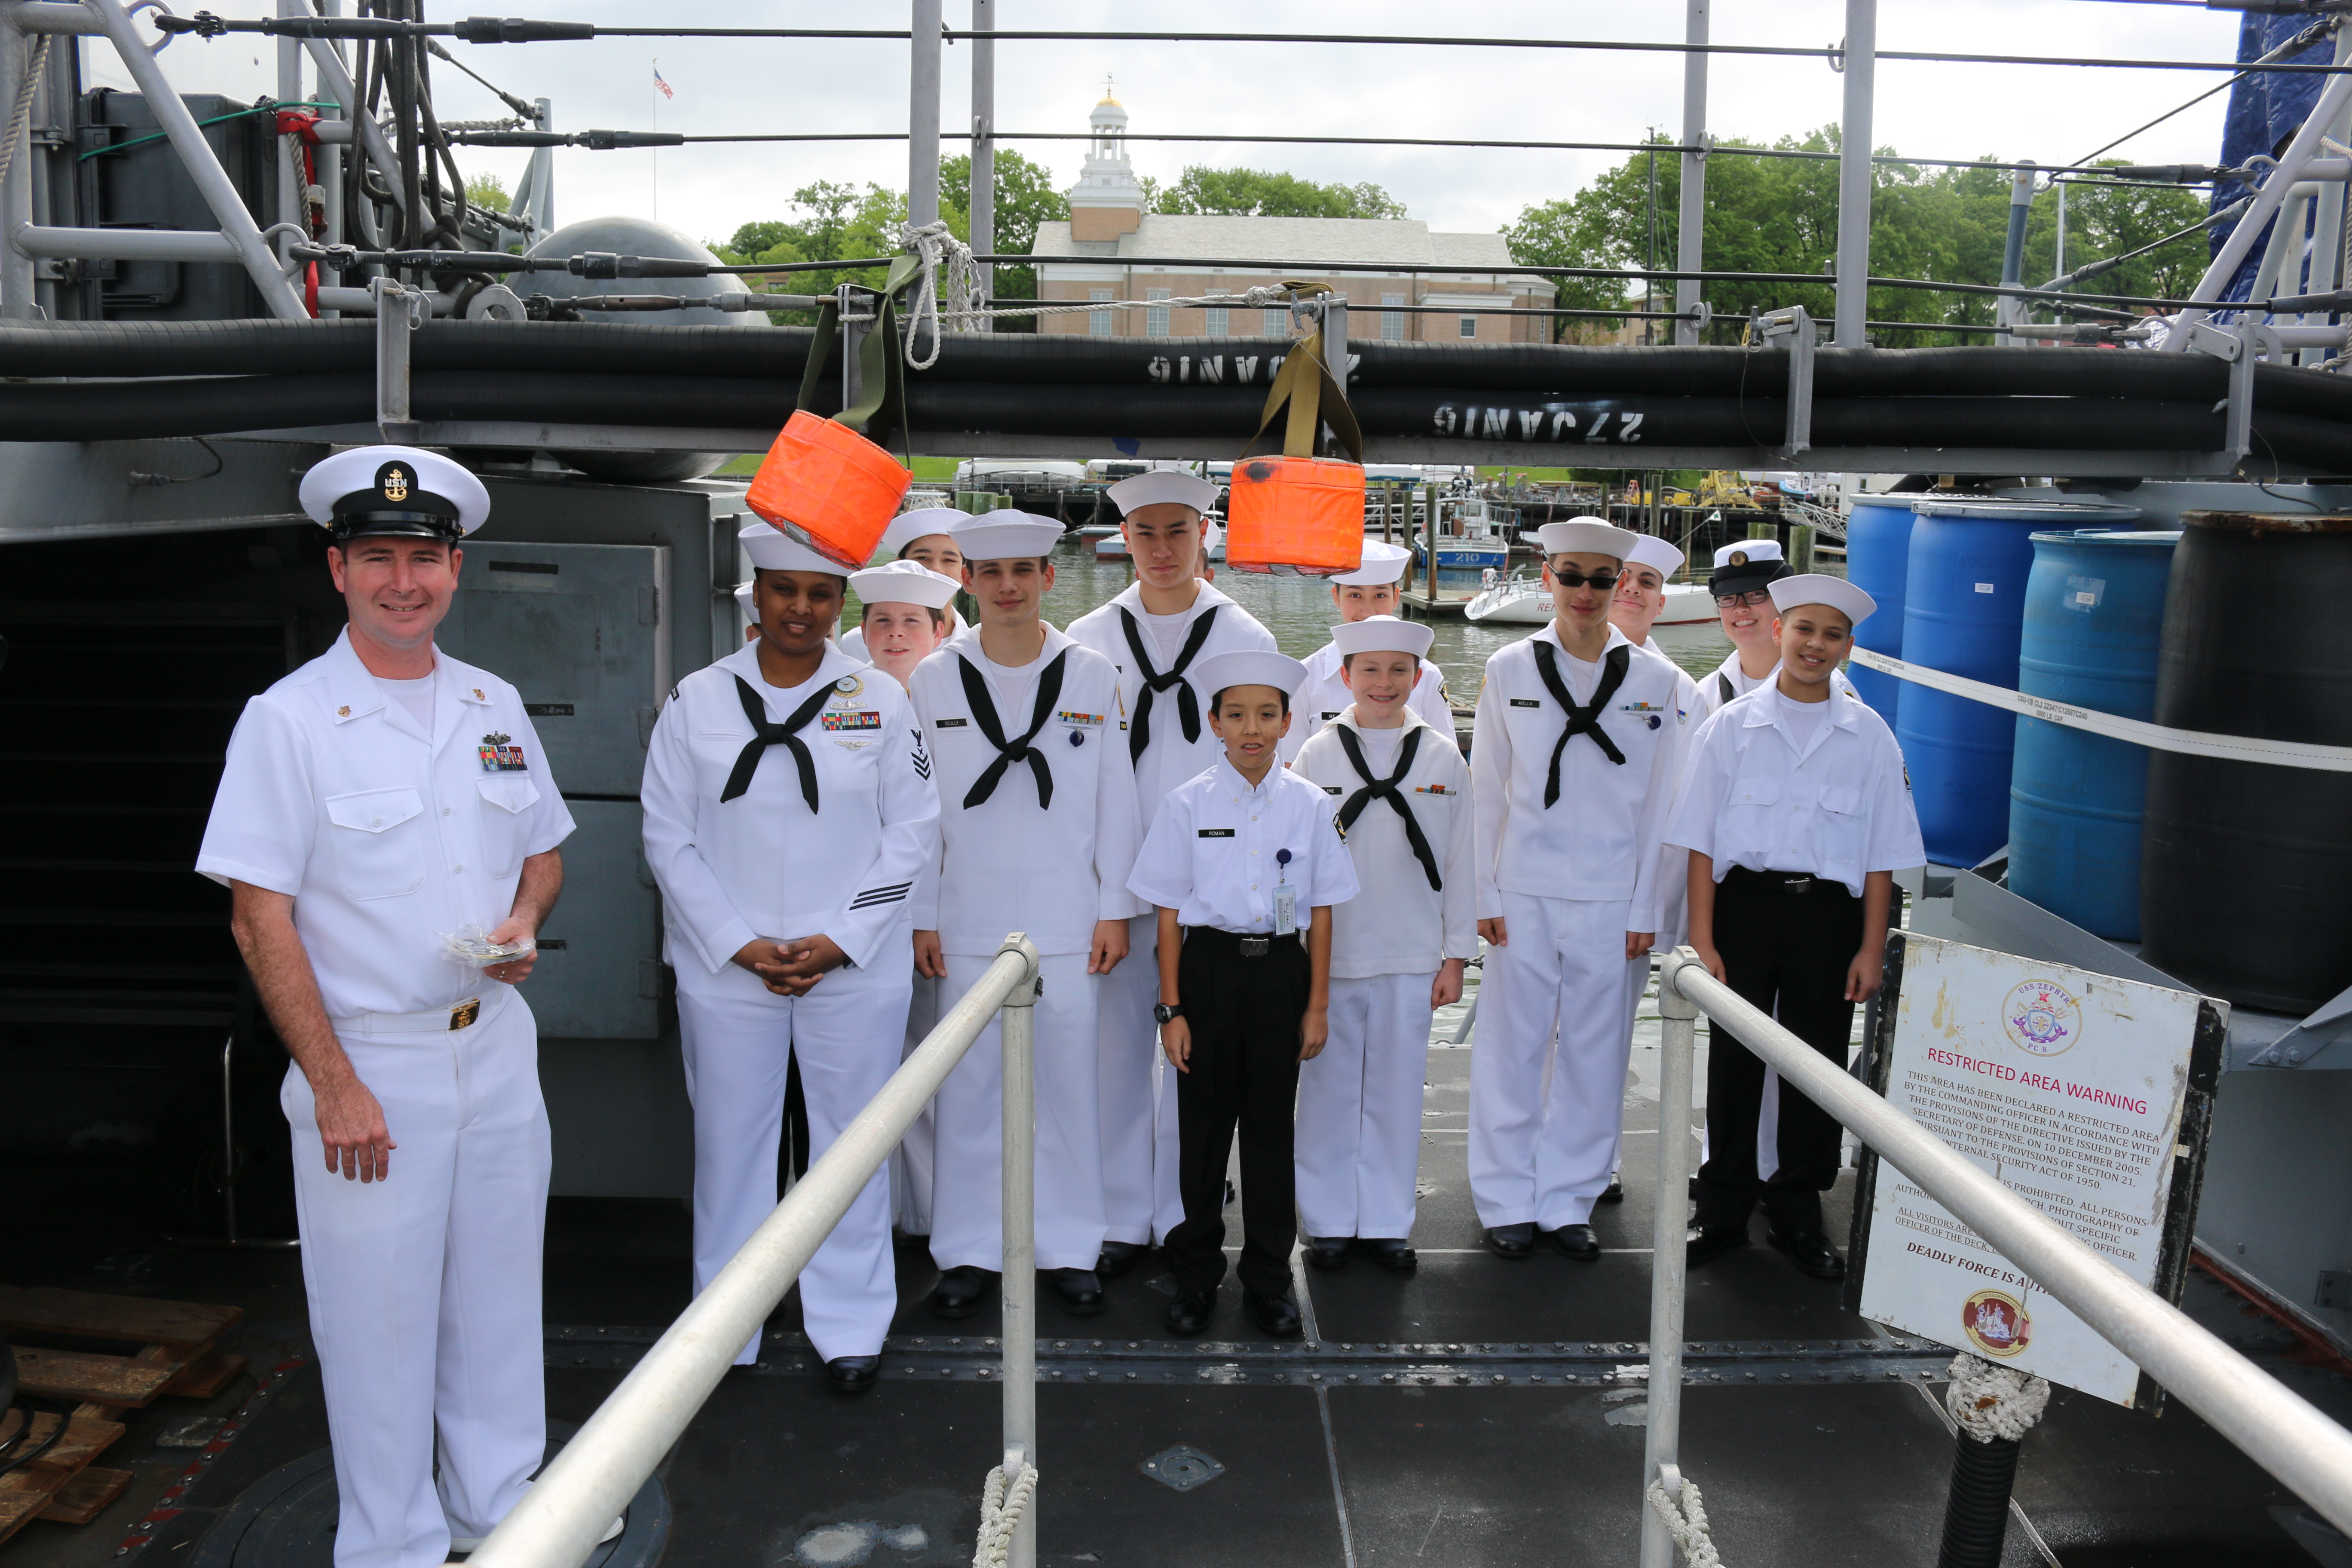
[1726,866,1825,895]
[1186,925,1288,958]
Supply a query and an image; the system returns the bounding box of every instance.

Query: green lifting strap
[1240,312,1364,463]
[792,252,925,449]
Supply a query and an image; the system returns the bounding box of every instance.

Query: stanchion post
[1642,949,1702,1568]
[997,934,1041,1568]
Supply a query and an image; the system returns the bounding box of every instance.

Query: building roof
[1032,214,1546,287]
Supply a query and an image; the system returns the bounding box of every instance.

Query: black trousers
[1163,927,1311,1297]
[1695,867,1865,1238]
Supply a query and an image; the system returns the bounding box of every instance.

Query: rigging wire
[2065,18,2336,167]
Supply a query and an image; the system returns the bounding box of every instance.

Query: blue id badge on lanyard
[1273,848,1297,937]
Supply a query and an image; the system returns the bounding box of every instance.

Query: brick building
[1030,94,1553,343]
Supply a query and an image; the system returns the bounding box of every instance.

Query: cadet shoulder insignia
[337,704,351,717]
[473,687,486,700]
[478,731,529,771]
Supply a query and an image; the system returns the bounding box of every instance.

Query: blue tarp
[2208,15,2333,304]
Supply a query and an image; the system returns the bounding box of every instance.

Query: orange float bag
[746,271,917,569]
[1223,319,1366,577]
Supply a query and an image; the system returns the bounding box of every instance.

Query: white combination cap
[300,445,489,541]
[1536,517,1639,560]
[1331,614,1435,660]
[1712,537,1785,570]
[952,511,1065,560]
[1109,470,1219,517]
[1623,535,1686,578]
[882,507,971,558]
[1191,649,1310,701]
[1332,539,1411,586]
[1768,573,1876,627]
[740,519,849,577]
[849,559,962,609]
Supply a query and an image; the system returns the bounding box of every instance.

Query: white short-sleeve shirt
[1665,683,1923,897]
[195,629,576,1020]
[1127,760,1360,933]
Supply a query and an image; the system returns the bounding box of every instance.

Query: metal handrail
[468,934,1044,1568]
[1640,946,2352,1564]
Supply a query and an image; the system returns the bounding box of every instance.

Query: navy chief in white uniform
[197,447,577,1568]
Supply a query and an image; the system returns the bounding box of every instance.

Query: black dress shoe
[931,1264,995,1319]
[826,1355,880,1393]
[1048,1268,1105,1316]
[1767,1227,1847,1280]
[1545,1223,1602,1261]
[1366,1238,1418,1273]
[1165,1289,1214,1335]
[1245,1290,1303,1337]
[1304,1236,1351,1270]
[1483,1222,1537,1259]
[1686,1226,1749,1267]
[1096,1239,1144,1277]
[1599,1179,1626,1204]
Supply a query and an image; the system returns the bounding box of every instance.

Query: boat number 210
[1431,405,1646,444]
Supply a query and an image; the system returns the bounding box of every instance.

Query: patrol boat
[7,9,2352,1568]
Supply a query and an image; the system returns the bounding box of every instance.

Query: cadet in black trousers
[1127,650,1359,1337]
[1665,576,1923,1280]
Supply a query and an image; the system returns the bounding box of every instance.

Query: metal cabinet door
[521,799,661,1039]
[441,542,671,797]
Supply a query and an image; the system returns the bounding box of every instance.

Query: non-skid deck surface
[9,1019,2347,1567]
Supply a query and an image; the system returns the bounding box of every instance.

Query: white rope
[1645,1476,1726,1567]
[971,1461,1038,1568]
[899,220,981,367]
[1945,1354,2052,1443]
[0,33,53,197]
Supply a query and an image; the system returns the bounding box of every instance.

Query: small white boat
[1094,533,1129,560]
[1414,496,1513,569]
[1465,568,1720,627]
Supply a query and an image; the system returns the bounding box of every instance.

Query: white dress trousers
[930,951,1106,1271]
[1096,913,1188,1245]
[282,986,548,1568]
[1296,971,1433,1240]
[675,955,909,1364]
[1468,892,1642,1230]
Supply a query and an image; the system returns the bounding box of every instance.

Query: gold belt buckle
[449,997,482,1030]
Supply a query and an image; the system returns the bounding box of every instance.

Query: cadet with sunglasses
[1468,519,1690,1263]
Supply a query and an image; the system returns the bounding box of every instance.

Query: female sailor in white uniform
[640,522,940,1392]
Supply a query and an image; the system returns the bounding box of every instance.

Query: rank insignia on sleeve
[478,731,529,771]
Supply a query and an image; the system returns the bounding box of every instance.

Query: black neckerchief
[1716,670,1736,706]
[1529,639,1630,807]
[721,673,838,809]
[957,647,1070,810]
[1333,722,1442,890]
[1118,603,1219,763]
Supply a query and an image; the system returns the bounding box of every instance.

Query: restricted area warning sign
[1849,930,2226,1408]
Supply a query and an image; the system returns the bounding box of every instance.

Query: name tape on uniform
[1847,646,2352,773]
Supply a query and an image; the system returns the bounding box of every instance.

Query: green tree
[464,172,510,214]
[1155,165,1407,220]
[939,148,1067,301]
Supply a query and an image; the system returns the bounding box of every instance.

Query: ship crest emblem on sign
[1962,1289,2032,1359]
[2002,979,2079,1057]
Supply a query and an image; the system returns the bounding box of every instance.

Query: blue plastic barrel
[1897,498,2143,867]
[1844,498,1920,727]
[2006,530,2180,938]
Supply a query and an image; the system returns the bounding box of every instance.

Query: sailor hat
[300,444,488,542]
[733,581,757,625]
[1192,649,1310,703]
[849,559,962,609]
[951,511,1065,560]
[881,507,973,559]
[1710,536,1793,595]
[1622,534,1686,579]
[1536,517,1640,560]
[1332,614,1435,660]
[1332,539,1412,586]
[1109,470,1220,517]
[1199,520,1222,560]
[740,519,850,577]
[1768,573,1876,628]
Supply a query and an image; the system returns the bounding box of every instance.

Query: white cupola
[1068,80,1147,241]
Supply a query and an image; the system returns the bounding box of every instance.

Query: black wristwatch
[1154,1002,1183,1025]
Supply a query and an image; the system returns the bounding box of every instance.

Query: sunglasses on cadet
[1550,568,1619,591]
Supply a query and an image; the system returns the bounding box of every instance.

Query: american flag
[653,64,674,100]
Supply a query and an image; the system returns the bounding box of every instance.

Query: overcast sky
[96,1,2249,251]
